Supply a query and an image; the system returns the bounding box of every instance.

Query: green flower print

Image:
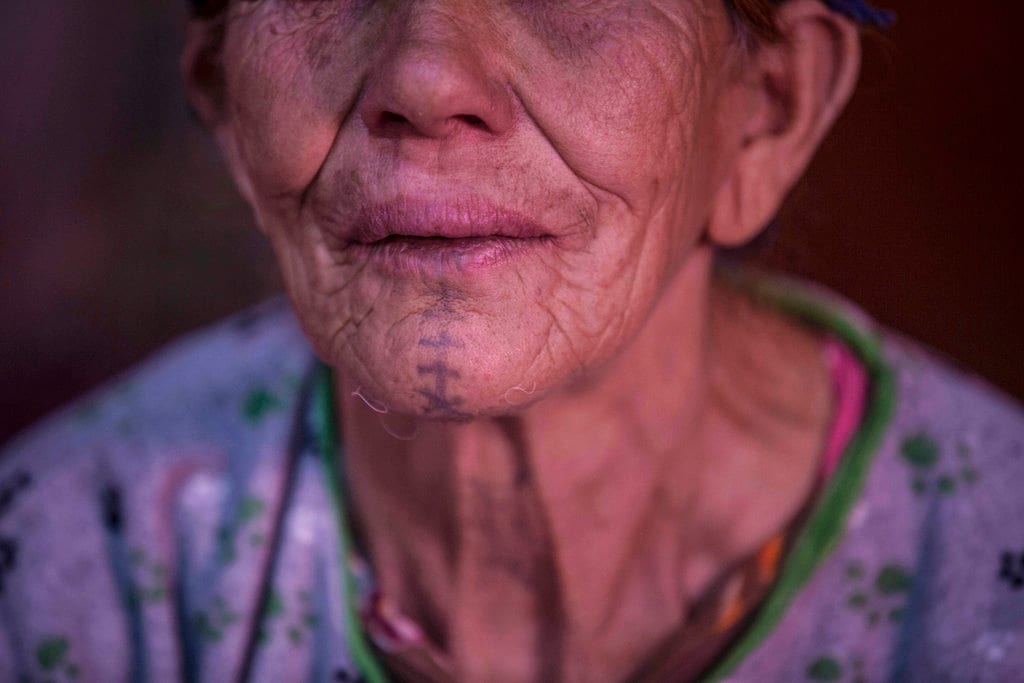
[843,561,913,627]
[899,433,979,495]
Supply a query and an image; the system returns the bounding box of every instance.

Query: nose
[358,8,515,140]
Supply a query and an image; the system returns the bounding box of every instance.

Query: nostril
[371,110,491,137]
[379,110,409,129]
[456,114,487,130]
[370,110,421,138]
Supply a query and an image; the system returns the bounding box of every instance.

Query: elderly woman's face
[216,0,750,417]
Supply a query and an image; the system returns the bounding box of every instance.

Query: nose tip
[359,36,515,140]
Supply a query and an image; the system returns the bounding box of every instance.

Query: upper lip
[350,198,552,244]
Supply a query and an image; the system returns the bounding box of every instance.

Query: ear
[707,0,861,247]
[181,15,228,130]
[181,15,258,206]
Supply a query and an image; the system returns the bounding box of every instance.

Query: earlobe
[707,143,786,248]
[707,0,861,248]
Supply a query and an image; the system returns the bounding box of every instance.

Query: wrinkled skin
[214,0,747,418]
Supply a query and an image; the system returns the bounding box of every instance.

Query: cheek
[220,8,364,205]
[511,0,730,227]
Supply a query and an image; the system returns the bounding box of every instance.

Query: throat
[340,406,699,683]
[447,417,565,682]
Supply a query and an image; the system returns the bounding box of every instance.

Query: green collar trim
[313,366,390,683]
[702,273,897,681]
[312,274,897,683]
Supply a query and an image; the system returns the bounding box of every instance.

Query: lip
[345,198,555,275]
[350,198,552,243]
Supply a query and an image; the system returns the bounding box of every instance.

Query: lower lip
[349,235,553,276]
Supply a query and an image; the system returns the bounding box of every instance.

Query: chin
[294,257,609,420]
[338,365,543,421]
[329,321,567,421]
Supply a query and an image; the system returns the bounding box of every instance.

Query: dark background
[2,1,1022,443]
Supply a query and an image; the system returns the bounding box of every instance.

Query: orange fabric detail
[756,534,785,583]
[712,532,786,635]
[712,579,748,634]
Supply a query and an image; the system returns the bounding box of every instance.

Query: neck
[336,254,832,682]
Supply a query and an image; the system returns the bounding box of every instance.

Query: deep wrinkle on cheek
[504,1,730,231]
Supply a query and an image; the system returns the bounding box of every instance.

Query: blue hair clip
[823,0,896,28]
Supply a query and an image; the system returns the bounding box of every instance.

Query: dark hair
[188,0,229,19]
[726,0,784,43]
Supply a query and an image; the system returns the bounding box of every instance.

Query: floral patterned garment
[1,280,1022,683]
